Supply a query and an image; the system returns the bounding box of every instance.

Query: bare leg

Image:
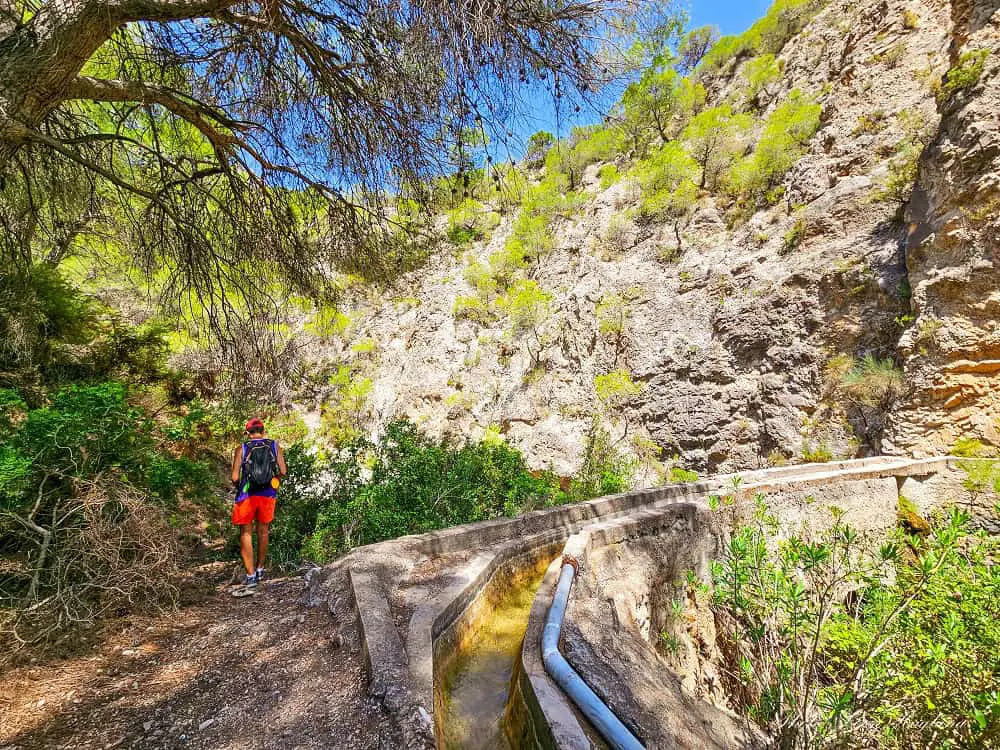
[239,524,255,576]
[256,521,269,569]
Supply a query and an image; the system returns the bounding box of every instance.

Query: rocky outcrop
[309,0,960,475]
[887,0,1000,454]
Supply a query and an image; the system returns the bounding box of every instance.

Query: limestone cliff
[888,0,1000,454]
[302,0,998,477]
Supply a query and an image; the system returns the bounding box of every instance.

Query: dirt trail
[0,569,380,750]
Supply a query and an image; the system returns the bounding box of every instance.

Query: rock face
[887,0,1000,454]
[307,0,997,476]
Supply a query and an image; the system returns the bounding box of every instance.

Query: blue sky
[498,0,773,160]
[688,0,772,35]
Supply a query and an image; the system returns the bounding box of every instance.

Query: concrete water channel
[436,549,557,749]
[308,456,983,749]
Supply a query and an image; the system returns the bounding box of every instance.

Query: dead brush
[1,475,181,663]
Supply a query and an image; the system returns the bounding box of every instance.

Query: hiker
[231,418,287,590]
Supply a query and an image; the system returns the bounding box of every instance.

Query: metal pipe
[541,561,645,750]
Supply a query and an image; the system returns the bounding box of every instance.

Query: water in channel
[439,558,552,749]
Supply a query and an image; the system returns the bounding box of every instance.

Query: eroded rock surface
[303,0,981,476]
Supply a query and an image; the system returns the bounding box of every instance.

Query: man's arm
[276,442,288,477]
[231,445,242,483]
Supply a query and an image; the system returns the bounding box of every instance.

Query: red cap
[245,418,265,432]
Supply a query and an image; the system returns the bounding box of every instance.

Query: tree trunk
[0,1,125,170]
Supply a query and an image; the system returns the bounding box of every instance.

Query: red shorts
[232,495,276,525]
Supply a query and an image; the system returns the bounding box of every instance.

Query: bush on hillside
[302,420,566,557]
[712,499,1000,749]
[0,382,216,657]
[681,105,753,190]
[727,89,821,206]
[699,0,825,73]
[937,49,990,104]
[619,68,706,156]
[633,141,700,222]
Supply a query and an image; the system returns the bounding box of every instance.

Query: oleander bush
[712,498,1000,749]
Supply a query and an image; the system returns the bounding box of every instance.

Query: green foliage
[901,8,920,29]
[801,441,833,463]
[727,90,822,206]
[677,26,721,73]
[742,54,782,104]
[713,502,1000,749]
[595,292,632,339]
[669,466,699,483]
[781,215,807,254]
[321,365,373,447]
[875,141,922,204]
[872,43,906,69]
[951,437,992,458]
[839,355,906,409]
[938,49,990,104]
[594,369,645,411]
[446,199,500,245]
[597,164,622,189]
[699,0,825,73]
[680,105,753,190]
[0,381,216,652]
[303,420,569,557]
[853,110,888,135]
[633,141,700,222]
[619,67,705,155]
[570,418,635,499]
[452,295,493,325]
[525,131,556,169]
[498,279,552,334]
[305,305,354,340]
[0,265,171,391]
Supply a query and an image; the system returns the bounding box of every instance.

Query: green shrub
[0,382,215,654]
[321,365,373,446]
[446,199,499,245]
[713,501,1000,749]
[669,466,699,483]
[619,68,706,153]
[595,369,645,410]
[524,130,556,168]
[937,49,989,103]
[801,441,833,462]
[727,89,822,206]
[872,43,906,69]
[951,437,993,458]
[699,0,825,72]
[681,105,753,190]
[304,420,565,554]
[569,417,635,499]
[781,215,807,253]
[498,279,552,333]
[597,164,622,189]
[853,110,888,134]
[453,295,493,325]
[901,8,920,29]
[742,53,782,104]
[633,141,700,221]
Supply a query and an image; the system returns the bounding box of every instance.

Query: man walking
[231,418,287,592]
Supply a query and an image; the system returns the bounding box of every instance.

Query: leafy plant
[727,90,822,207]
[681,105,753,190]
[937,49,990,104]
[633,140,700,222]
[713,501,1000,749]
[669,466,699,483]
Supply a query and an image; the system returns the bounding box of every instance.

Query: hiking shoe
[255,568,266,584]
[243,573,258,588]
